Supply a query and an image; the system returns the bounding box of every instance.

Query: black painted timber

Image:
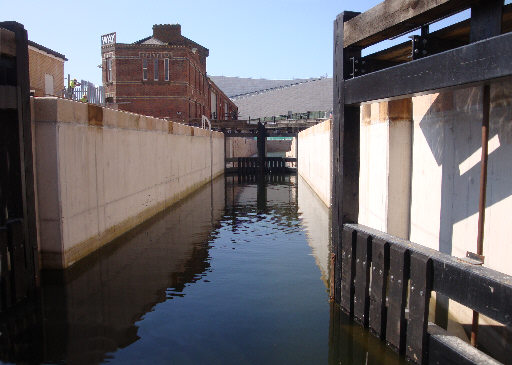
[406,252,432,365]
[470,0,503,43]
[340,226,356,315]
[369,237,389,339]
[353,232,371,327]
[332,11,361,304]
[344,31,512,105]
[346,223,512,327]
[0,22,39,310]
[386,244,410,354]
[428,323,502,365]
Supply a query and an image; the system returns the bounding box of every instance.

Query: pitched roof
[233,77,333,119]
[28,40,67,61]
[209,76,317,98]
[132,30,209,56]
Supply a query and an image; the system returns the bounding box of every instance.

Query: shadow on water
[0,174,405,364]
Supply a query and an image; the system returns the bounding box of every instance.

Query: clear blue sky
[3,0,473,87]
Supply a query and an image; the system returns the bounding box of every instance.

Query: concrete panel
[226,137,258,158]
[33,98,224,268]
[297,119,332,207]
[358,99,412,239]
[410,82,512,277]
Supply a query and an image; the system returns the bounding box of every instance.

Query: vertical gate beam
[340,226,356,314]
[257,122,266,174]
[332,11,361,304]
[386,245,410,353]
[369,237,389,339]
[406,252,432,364]
[353,231,371,326]
[470,0,503,43]
[0,22,38,293]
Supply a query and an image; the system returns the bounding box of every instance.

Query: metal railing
[62,80,105,105]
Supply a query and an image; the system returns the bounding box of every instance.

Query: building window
[142,59,148,81]
[154,59,159,81]
[106,58,113,82]
[164,58,169,81]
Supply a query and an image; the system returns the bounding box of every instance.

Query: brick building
[100,24,237,122]
[28,41,67,96]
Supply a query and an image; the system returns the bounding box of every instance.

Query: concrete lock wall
[358,81,512,350]
[32,97,224,269]
[359,81,512,276]
[296,119,332,207]
[225,137,257,158]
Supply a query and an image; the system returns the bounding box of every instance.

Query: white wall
[33,97,224,268]
[410,82,512,276]
[226,137,257,158]
[358,100,412,239]
[296,119,332,207]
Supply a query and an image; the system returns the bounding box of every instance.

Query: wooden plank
[432,258,512,326]
[0,227,9,311]
[0,28,16,57]
[406,252,432,365]
[344,31,512,105]
[0,86,17,109]
[353,231,372,326]
[369,237,389,339]
[340,226,356,314]
[386,244,410,353]
[7,219,26,303]
[346,223,512,328]
[428,323,502,365]
[343,0,477,48]
[470,0,503,42]
[3,22,39,290]
[332,11,360,303]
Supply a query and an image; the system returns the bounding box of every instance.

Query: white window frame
[164,58,169,81]
[142,58,148,81]
[106,57,112,82]
[154,59,159,81]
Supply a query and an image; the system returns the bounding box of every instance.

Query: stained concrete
[32,97,224,268]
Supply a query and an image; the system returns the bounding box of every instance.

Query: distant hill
[230,77,333,120]
[209,76,316,98]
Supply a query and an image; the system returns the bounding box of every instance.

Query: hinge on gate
[348,56,400,78]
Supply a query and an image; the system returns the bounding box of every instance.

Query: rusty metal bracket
[458,251,485,266]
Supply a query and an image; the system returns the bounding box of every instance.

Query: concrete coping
[32,96,224,138]
[298,118,332,137]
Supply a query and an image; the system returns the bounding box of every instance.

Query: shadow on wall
[418,83,512,258]
[417,82,512,362]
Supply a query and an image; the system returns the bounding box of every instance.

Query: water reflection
[329,304,406,365]
[0,174,405,365]
[297,176,331,288]
[41,176,226,364]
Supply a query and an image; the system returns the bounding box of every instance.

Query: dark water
[0,175,405,365]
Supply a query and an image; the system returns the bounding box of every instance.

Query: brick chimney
[152,24,182,43]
